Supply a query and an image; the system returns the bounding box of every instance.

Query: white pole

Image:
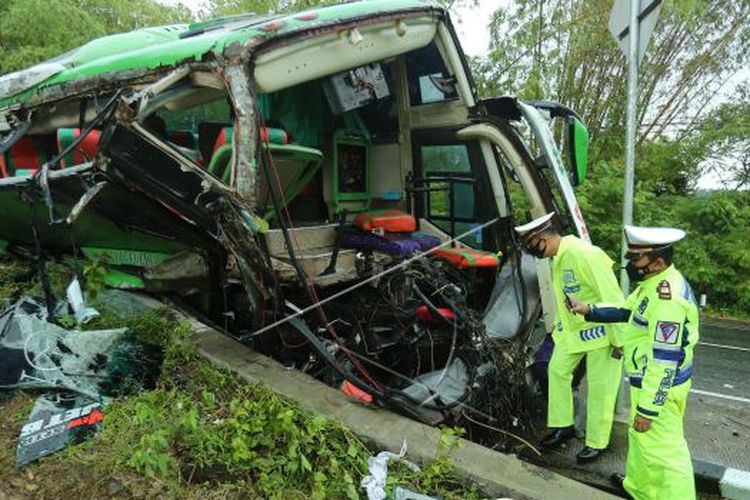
[615,0,643,421]
[619,0,641,294]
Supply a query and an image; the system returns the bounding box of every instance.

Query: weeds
[0,254,483,498]
[91,312,480,498]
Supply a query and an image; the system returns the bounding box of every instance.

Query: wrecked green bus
[0,0,591,428]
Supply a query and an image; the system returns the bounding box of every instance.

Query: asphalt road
[549,315,750,478]
[692,317,750,404]
[684,317,750,472]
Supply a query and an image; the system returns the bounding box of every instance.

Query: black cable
[494,145,529,327]
[255,113,385,398]
[284,312,386,400]
[40,89,122,176]
[30,203,55,319]
[412,282,462,329]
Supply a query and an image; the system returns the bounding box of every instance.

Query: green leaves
[0,0,189,74]
[82,258,107,301]
[111,369,374,496]
[476,0,750,156]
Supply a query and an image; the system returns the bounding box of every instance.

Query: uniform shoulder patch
[657,280,672,300]
[655,321,680,344]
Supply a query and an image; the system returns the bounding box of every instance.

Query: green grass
[0,255,482,499]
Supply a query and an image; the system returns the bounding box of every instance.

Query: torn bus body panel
[0,1,594,434]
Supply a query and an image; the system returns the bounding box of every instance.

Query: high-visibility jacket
[552,236,624,353]
[621,265,699,419]
[589,264,699,500]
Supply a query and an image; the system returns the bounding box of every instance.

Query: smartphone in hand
[564,291,573,310]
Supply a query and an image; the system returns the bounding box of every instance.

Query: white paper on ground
[361,439,420,500]
[66,278,99,325]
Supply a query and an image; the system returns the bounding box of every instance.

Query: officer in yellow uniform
[570,225,698,500]
[515,213,624,462]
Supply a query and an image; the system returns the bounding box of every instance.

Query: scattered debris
[65,277,99,326]
[0,296,162,466]
[361,440,420,500]
[17,393,102,468]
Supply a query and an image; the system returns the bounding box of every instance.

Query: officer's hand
[567,297,590,315]
[633,414,652,433]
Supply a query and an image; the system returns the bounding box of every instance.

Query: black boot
[610,474,634,499]
[610,473,625,490]
[576,445,606,463]
[540,426,575,448]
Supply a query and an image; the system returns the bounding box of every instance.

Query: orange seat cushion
[433,248,500,269]
[353,209,416,233]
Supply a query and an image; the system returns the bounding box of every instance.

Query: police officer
[515,213,624,462]
[569,225,698,500]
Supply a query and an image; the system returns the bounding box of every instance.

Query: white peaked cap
[624,225,686,248]
[514,212,555,238]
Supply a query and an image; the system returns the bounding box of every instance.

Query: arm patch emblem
[655,321,680,344]
[638,297,649,314]
[657,280,672,299]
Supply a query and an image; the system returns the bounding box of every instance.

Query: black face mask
[626,260,651,282]
[527,239,547,259]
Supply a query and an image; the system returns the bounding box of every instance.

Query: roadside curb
[694,459,750,500]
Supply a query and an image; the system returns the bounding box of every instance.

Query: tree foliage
[475,0,750,158]
[202,0,477,20]
[690,101,750,189]
[202,0,340,18]
[0,0,191,74]
[476,0,750,315]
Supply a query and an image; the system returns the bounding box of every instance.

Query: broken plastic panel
[16,393,102,468]
[401,357,470,407]
[323,63,390,115]
[483,253,541,339]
